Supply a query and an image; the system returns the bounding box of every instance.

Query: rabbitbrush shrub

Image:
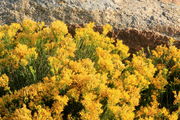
[0,19,179,120]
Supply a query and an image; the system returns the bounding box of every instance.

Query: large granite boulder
[161,0,180,5]
[0,0,179,35]
[0,0,179,51]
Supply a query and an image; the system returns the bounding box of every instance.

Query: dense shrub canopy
[0,19,179,120]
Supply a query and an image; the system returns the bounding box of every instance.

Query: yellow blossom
[12,104,32,120]
[0,74,9,91]
[102,24,112,35]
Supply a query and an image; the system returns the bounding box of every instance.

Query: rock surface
[0,0,180,49]
[0,0,179,35]
[69,24,179,54]
[161,0,180,5]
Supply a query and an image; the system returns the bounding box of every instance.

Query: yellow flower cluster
[0,19,179,120]
[10,43,38,68]
[152,45,180,62]
[47,35,76,74]
[80,93,103,120]
[137,93,179,120]
[11,104,32,120]
[0,74,9,91]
